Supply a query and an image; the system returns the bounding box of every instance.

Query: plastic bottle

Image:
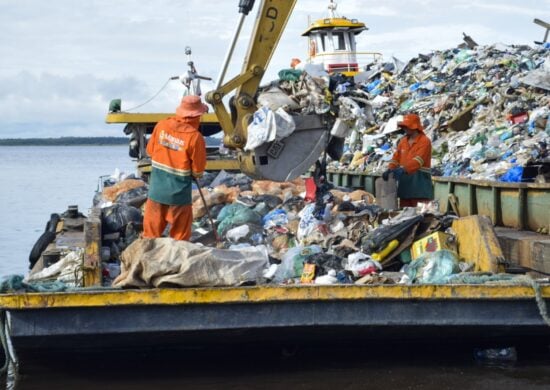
[372,239,399,261]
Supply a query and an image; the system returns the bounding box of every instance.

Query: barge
[2,284,550,357]
[2,0,550,374]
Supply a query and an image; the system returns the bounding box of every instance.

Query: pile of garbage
[255,41,550,182]
[91,171,523,288]
[18,169,542,290]
[185,171,481,286]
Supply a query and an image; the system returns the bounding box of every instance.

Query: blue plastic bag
[499,166,523,182]
[262,208,288,229]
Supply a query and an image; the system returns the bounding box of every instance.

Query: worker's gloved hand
[392,167,405,180]
[382,169,392,181]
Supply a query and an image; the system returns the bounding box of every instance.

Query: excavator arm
[206,0,331,182]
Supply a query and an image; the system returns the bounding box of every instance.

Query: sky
[0,0,549,138]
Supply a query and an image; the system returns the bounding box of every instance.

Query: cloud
[361,23,521,61]
[0,72,187,138]
[453,1,550,17]
[0,0,546,138]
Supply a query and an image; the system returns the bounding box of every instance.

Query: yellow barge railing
[1,284,550,310]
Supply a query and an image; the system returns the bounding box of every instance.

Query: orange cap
[398,114,423,132]
[290,58,301,68]
[176,95,208,118]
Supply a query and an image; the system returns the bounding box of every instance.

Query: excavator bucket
[237,114,329,182]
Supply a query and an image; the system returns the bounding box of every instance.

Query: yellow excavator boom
[206,0,331,181]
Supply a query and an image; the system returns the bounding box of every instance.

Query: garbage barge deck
[2,283,550,356]
[4,177,550,360]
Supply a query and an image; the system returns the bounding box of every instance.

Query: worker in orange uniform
[142,95,208,240]
[382,113,433,207]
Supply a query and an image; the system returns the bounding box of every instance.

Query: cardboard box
[411,232,457,260]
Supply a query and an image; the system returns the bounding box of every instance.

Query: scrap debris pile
[59,171,529,288]
[254,41,550,182]
[16,41,550,290]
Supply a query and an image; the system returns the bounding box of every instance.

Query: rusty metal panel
[500,188,522,229]
[349,172,364,188]
[526,189,550,232]
[433,177,550,232]
[452,215,504,273]
[83,208,102,287]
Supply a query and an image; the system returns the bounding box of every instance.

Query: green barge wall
[326,170,550,233]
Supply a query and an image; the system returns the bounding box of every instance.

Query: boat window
[333,32,346,51]
[319,34,326,52]
[349,35,356,51]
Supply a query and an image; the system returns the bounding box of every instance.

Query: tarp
[113,238,269,288]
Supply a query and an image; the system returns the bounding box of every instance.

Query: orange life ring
[309,40,317,57]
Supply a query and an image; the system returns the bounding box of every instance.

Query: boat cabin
[302,0,381,76]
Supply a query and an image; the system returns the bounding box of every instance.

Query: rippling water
[0,145,135,276]
[9,344,550,390]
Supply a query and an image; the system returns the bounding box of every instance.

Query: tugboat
[302,0,381,75]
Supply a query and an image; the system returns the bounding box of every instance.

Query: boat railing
[312,51,383,73]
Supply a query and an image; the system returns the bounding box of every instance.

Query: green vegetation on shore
[0,137,128,146]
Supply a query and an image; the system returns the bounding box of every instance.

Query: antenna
[328,0,338,18]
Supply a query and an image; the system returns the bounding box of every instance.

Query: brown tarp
[113,238,269,288]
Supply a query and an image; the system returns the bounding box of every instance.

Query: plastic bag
[115,186,148,208]
[102,204,143,234]
[103,179,146,202]
[405,249,460,284]
[304,253,344,276]
[244,106,275,151]
[262,209,289,229]
[192,191,226,220]
[244,107,296,151]
[226,225,250,242]
[344,252,381,277]
[217,203,262,235]
[278,68,302,81]
[257,86,301,111]
[272,245,322,283]
[499,166,523,182]
[253,194,283,209]
[297,204,321,241]
[314,270,338,285]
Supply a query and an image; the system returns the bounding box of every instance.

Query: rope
[528,276,550,327]
[448,273,550,327]
[124,78,173,112]
[0,312,9,375]
[0,275,68,294]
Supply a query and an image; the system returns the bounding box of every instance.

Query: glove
[392,167,405,180]
[382,169,392,181]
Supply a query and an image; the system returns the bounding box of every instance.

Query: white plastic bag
[297,204,321,241]
[244,106,296,151]
[273,107,296,139]
[244,106,274,151]
[226,224,250,242]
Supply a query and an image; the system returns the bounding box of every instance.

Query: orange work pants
[142,198,192,241]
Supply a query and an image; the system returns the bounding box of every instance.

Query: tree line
[0,137,128,146]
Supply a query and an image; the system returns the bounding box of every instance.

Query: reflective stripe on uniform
[152,160,191,177]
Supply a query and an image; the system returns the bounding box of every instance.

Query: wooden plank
[83,208,102,287]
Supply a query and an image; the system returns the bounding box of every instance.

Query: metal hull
[4,285,550,354]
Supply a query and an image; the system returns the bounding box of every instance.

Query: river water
[1,145,550,389]
[0,145,135,276]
